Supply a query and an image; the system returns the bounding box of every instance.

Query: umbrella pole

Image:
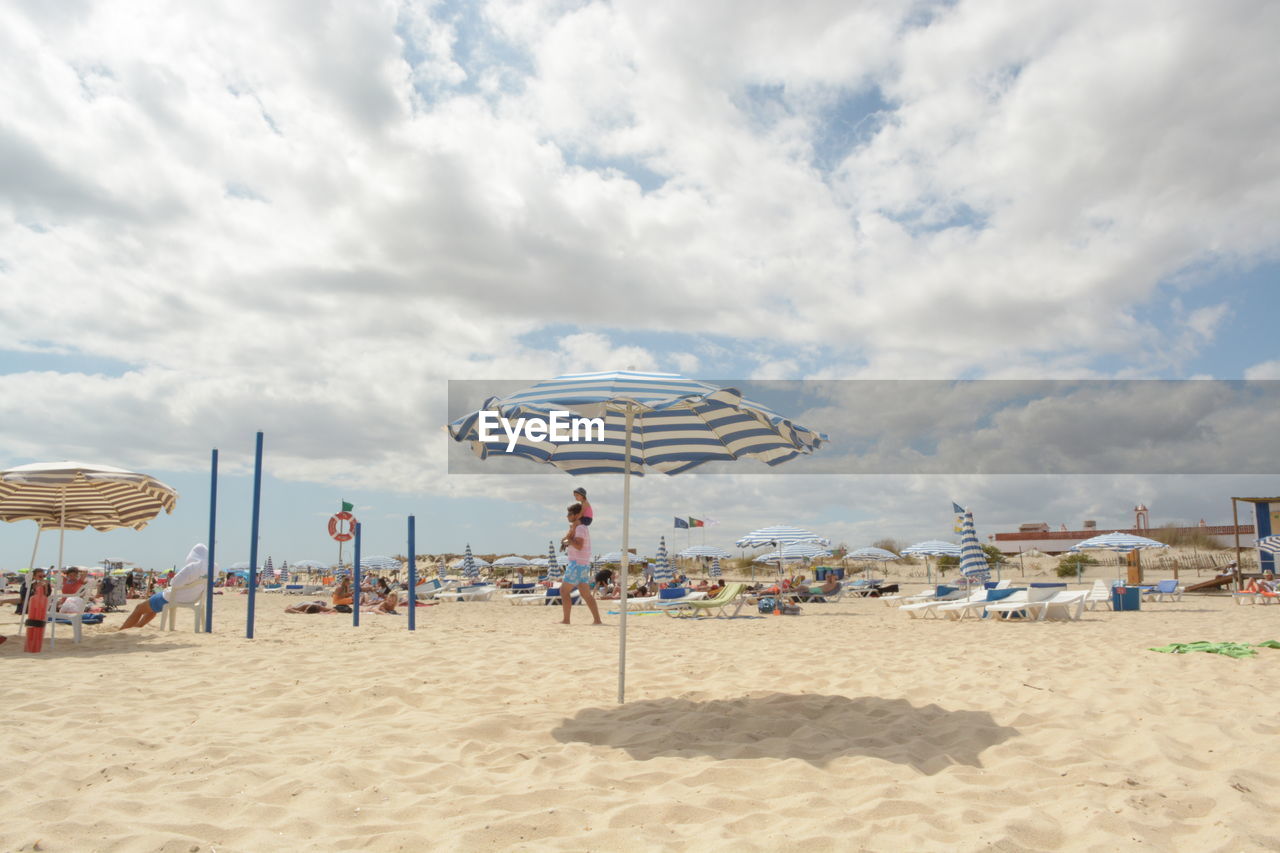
[617,404,635,704]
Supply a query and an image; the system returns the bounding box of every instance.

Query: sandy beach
[3,584,1279,852]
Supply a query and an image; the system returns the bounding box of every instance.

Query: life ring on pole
[328,511,356,542]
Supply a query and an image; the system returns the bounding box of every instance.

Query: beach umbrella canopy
[292,559,331,571]
[901,540,962,556]
[229,561,252,570]
[848,546,900,561]
[545,541,562,582]
[530,557,549,567]
[678,545,730,558]
[652,537,673,585]
[710,557,722,578]
[1069,532,1170,553]
[1256,536,1280,555]
[598,551,629,564]
[954,504,991,583]
[754,546,833,562]
[735,525,831,549]
[493,555,531,567]
[0,461,178,532]
[360,555,402,573]
[448,370,827,703]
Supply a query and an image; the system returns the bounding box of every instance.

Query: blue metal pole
[352,522,362,627]
[205,448,218,633]
[246,431,263,640]
[407,515,417,632]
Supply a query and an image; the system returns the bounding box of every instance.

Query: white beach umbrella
[360,555,402,573]
[1070,531,1169,583]
[493,555,531,567]
[901,540,962,585]
[678,545,731,558]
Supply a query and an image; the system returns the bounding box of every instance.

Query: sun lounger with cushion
[658,583,748,618]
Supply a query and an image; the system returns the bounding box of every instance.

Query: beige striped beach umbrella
[0,460,178,640]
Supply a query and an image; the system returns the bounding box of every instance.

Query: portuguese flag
[688,517,704,528]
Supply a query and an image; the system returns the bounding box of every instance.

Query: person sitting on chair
[119,545,208,630]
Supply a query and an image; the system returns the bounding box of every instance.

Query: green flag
[341,501,354,512]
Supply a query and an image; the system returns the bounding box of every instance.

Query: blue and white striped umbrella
[735,525,831,549]
[1069,532,1170,554]
[652,537,673,585]
[678,545,731,558]
[530,557,549,567]
[449,371,827,477]
[437,558,448,580]
[848,546,899,561]
[292,559,331,572]
[361,555,402,573]
[447,370,827,705]
[954,505,991,583]
[901,540,962,557]
[545,541,562,582]
[599,551,629,563]
[710,557,722,578]
[753,543,832,562]
[493,555,531,567]
[263,556,276,581]
[460,544,479,580]
[1255,535,1280,555]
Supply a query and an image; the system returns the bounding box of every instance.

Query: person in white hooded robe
[119,544,208,630]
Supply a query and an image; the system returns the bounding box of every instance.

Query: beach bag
[334,604,352,613]
[59,596,86,614]
[779,603,802,615]
[757,596,779,614]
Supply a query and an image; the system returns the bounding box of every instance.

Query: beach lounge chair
[901,589,976,618]
[414,579,459,600]
[792,582,844,603]
[983,587,1057,620]
[658,583,748,618]
[435,584,497,602]
[882,585,955,606]
[1034,590,1089,621]
[1085,579,1116,611]
[934,588,1021,620]
[1148,579,1184,602]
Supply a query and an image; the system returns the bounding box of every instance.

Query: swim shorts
[563,561,591,585]
[148,591,168,613]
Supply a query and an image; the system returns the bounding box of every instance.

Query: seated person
[332,577,354,606]
[286,600,337,614]
[693,579,709,591]
[119,545,208,630]
[361,578,400,614]
[706,580,724,597]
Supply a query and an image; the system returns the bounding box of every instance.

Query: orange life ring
[328,511,356,542]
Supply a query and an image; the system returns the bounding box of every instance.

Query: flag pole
[246,431,263,640]
[205,448,218,633]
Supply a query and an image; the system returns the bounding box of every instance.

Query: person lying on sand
[286,600,338,614]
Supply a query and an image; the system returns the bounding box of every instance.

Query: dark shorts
[148,592,168,613]
[581,516,593,526]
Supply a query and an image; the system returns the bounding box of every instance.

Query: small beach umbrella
[460,544,479,580]
[293,559,330,572]
[493,555,531,567]
[901,540,962,585]
[448,370,826,703]
[437,558,448,580]
[954,504,991,584]
[736,525,830,582]
[678,545,730,558]
[847,546,899,582]
[709,557,722,579]
[1070,531,1169,583]
[1254,536,1280,555]
[545,541,562,582]
[263,556,276,582]
[652,537,673,586]
[530,557,549,567]
[360,555,402,573]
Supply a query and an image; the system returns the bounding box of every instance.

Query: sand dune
[3,587,1279,851]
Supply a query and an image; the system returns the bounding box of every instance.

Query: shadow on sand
[552,692,1017,774]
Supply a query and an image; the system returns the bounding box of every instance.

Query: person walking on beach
[560,503,602,625]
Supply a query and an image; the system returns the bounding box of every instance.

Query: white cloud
[1244,360,1280,379]
[1,0,1277,502]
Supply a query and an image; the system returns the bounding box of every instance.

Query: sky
[1,0,1278,569]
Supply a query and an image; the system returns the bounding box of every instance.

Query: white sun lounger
[901,589,974,618]
[435,584,497,602]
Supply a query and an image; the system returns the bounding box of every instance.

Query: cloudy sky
[1,0,1277,569]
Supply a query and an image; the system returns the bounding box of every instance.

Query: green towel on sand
[1149,640,1280,658]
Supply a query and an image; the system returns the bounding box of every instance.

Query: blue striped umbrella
[448,370,827,704]
[737,525,830,580]
[652,537,673,585]
[848,546,899,561]
[545,541,562,582]
[263,556,275,582]
[710,557,722,578]
[1069,532,1171,554]
[1070,531,1169,583]
[753,543,833,561]
[902,540,961,585]
[461,544,479,580]
[1256,535,1280,556]
[361,555,402,573]
[678,545,730,558]
[437,558,448,580]
[954,505,991,584]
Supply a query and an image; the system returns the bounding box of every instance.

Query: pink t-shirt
[567,523,591,563]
